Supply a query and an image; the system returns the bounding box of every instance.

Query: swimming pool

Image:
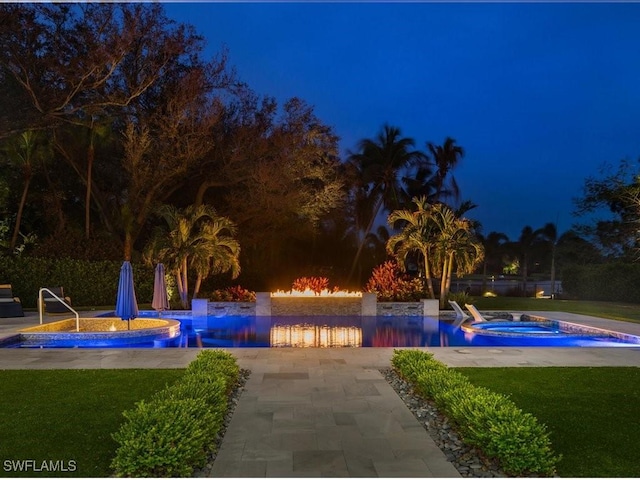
[3,311,639,348]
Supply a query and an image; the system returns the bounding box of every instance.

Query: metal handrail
[38,288,80,332]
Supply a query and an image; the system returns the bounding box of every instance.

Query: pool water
[3,312,639,348]
[473,323,563,334]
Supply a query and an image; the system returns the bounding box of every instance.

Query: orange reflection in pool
[270,324,362,348]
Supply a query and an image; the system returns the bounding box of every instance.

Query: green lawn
[472,297,640,324]
[455,366,640,477]
[0,369,183,477]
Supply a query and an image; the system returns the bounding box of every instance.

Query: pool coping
[461,316,640,344]
[2,309,640,363]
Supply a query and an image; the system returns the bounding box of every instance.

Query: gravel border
[381,367,510,478]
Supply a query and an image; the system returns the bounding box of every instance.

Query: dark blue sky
[164,2,640,241]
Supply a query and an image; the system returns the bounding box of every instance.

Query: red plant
[210,285,256,302]
[291,276,330,295]
[365,260,424,302]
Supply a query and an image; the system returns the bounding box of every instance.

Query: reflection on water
[270,324,362,348]
[176,315,464,348]
[168,315,637,349]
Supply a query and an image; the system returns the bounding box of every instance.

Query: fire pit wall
[197,294,439,317]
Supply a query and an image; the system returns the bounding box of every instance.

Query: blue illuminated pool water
[3,311,640,348]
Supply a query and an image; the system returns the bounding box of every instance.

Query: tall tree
[347,125,426,283]
[573,158,640,259]
[517,225,545,296]
[3,131,49,251]
[555,229,603,268]
[478,231,509,293]
[540,222,559,297]
[2,3,226,246]
[182,95,345,282]
[115,44,233,260]
[0,3,197,135]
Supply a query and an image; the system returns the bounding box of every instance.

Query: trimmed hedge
[562,263,640,302]
[111,350,241,477]
[391,349,560,476]
[0,256,155,307]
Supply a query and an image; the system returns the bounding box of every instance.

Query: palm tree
[387,196,438,299]
[83,115,111,239]
[145,204,240,309]
[429,204,484,308]
[426,137,465,203]
[388,198,483,307]
[478,231,509,293]
[364,225,391,269]
[517,225,545,297]
[5,130,48,251]
[347,125,426,283]
[540,222,558,297]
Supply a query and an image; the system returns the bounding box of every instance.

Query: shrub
[29,227,123,261]
[391,349,560,476]
[0,256,154,307]
[365,260,424,302]
[186,349,240,394]
[415,368,471,407]
[209,285,256,302]
[111,397,215,477]
[562,263,640,302]
[390,348,440,383]
[111,350,241,477]
[447,291,471,307]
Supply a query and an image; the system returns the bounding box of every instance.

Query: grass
[471,296,640,324]
[455,367,640,478]
[0,369,184,477]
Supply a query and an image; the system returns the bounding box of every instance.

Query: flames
[272,276,362,297]
[270,288,362,297]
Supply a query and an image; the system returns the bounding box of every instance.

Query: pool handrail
[39,287,80,332]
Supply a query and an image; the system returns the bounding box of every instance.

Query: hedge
[111,350,241,477]
[562,263,640,302]
[391,349,560,476]
[0,256,155,307]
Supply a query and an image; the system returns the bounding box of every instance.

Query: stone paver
[1,311,639,477]
[207,349,460,478]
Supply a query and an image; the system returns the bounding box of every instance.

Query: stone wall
[270,297,362,316]
[207,302,255,317]
[204,295,441,317]
[377,302,422,316]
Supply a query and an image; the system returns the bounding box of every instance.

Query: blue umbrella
[115,261,139,328]
[152,263,170,315]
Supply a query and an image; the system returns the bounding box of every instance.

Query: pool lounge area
[1,310,640,371]
[1,307,640,352]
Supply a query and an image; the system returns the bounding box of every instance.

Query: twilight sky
[164,1,640,241]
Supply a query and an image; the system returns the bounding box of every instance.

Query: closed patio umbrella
[115,261,139,329]
[152,263,170,316]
